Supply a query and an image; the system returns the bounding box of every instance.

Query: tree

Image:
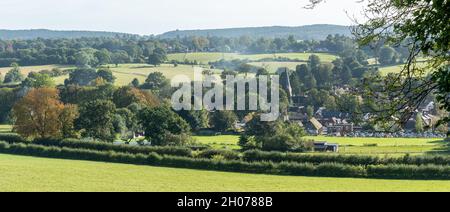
[97,68,116,84]
[237,63,253,75]
[64,68,98,86]
[306,106,314,118]
[147,47,167,66]
[76,100,117,142]
[308,54,321,71]
[304,73,317,90]
[306,0,450,133]
[341,66,353,84]
[115,108,140,142]
[378,46,397,65]
[290,72,302,96]
[241,114,311,152]
[316,63,333,88]
[256,68,269,77]
[94,49,112,66]
[74,49,98,67]
[12,88,73,139]
[22,72,55,88]
[177,109,209,131]
[415,112,424,133]
[220,70,238,80]
[3,64,24,83]
[59,104,79,138]
[113,86,159,108]
[211,110,238,132]
[111,50,131,67]
[131,78,140,87]
[142,72,170,92]
[139,106,191,146]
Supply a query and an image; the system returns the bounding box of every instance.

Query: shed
[314,142,339,152]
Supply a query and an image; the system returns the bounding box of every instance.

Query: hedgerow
[243,150,450,166]
[2,141,450,179]
[0,133,26,143]
[196,149,241,160]
[32,138,193,157]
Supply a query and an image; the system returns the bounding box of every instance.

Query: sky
[0,0,366,35]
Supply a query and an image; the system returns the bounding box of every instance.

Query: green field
[0,64,221,86]
[248,61,306,73]
[104,63,222,85]
[0,125,12,133]
[197,135,448,155]
[379,61,430,76]
[167,52,337,64]
[194,135,241,150]
[0,65,74,77]
[1,154,449,192]
[306,136,448,155]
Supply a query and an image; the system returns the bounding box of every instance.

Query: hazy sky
[0,0,365,35]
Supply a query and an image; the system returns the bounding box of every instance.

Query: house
[306,117,324,135]
[314,142,339,152]
[327,123,354,136]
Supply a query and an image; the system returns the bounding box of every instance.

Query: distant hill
[159,25,352,40]
[0,29,136,40]
[0,25,352,40]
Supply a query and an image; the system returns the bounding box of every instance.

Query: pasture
[1,154,449,192]
[0,125,11,133]
[247,61,306,73]
[378,61,430,76]
[167,52,337,64]
[198,135,448,156]
[0,64,221,86]
[104,63,222,85]
[194,135,241,150]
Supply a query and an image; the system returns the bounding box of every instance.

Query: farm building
[314,142,339,152]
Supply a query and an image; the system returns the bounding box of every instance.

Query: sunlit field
[248,61,307,73]
[196,135,448,156]
[194,135,241,150]
[379,61,430,76]
[105,64,223,85]
[1,154,450,192]
[0,125,12,133]
[1,63,222,86]
[0,65,74,77]
[167,52,337,64]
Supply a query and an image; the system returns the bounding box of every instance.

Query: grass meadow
[0,125,12,133]
[167,52,337,64]
[1,154,450,192]
[196,135,448,156]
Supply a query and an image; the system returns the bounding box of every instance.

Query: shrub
[243,150,450,166]
[33,138,193,157]
[0,133,26,143]
[367,164,450,179]
[197,149,241,160]
[243,150,383,166]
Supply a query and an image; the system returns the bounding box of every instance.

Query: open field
[305,136,448,155]
[167,52,337,64]
[0,125,11,133]
[0,65,74,77]
[194,135,241,150]
[248,61,306,73]
[1,153,449,192]
[1,64,221,86]
[104,63,222,85]
[197,135,448,155]
[379,61,430,76]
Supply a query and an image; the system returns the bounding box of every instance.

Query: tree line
[0,34,410,67]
